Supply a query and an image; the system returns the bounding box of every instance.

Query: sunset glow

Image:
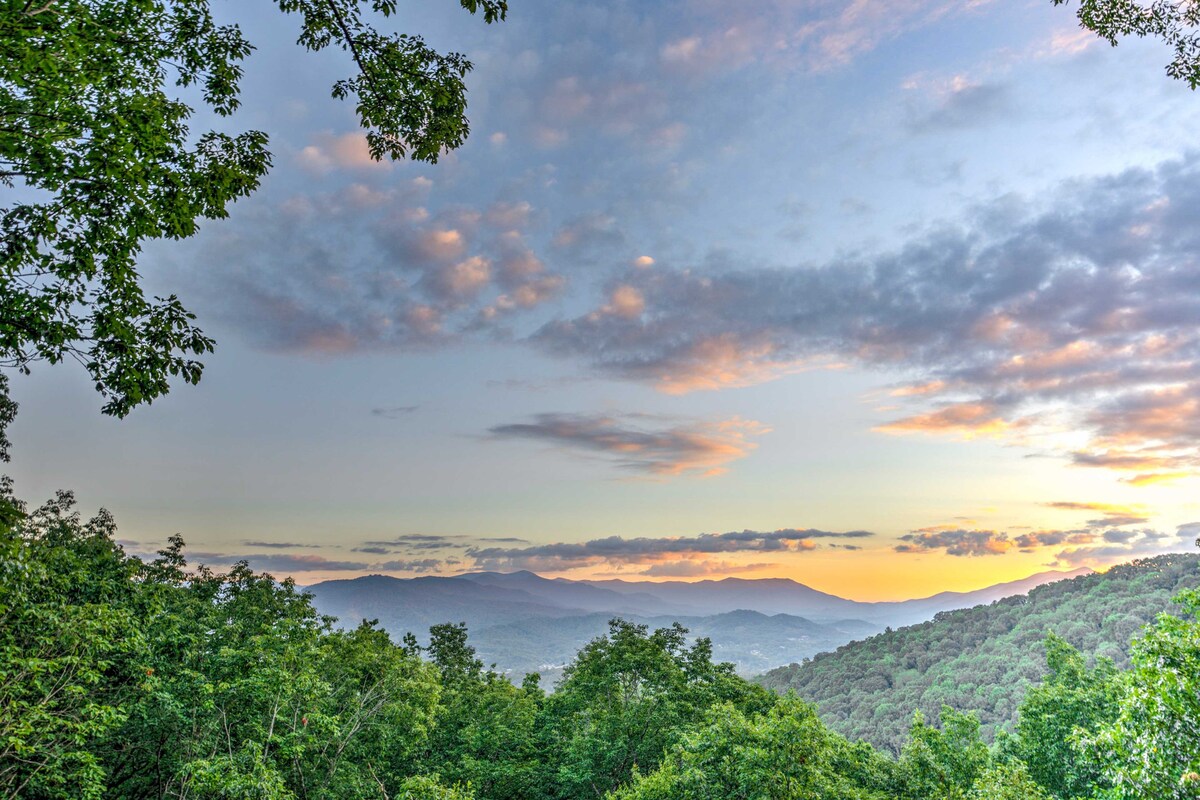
[8,0,1200,601]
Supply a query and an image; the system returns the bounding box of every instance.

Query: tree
[1081,587,1200,800]
[0,490,147,799]
[968,763,1050,800]
[540,619,774,799]
[897,707,989,800]
[420,623,544,800]
[1010,633,1120,799]
[0,0,506,436]
[1053,0,1200,87]
[611,698,893,800]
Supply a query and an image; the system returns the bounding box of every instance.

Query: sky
[9,0,1200,600]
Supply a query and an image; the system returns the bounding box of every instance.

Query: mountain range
[305,566,1092,677]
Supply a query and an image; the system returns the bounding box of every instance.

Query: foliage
[1054,0,1200,88]
[0,489,145,799]
[398,774,478,800]
[2,488,1198,799]
[968,762,1051,800]
[539,619,775,799]
[610,697,894,800]
[897,707,989,800]
[757,554,1200,751]
[1082,587,1200,799]
[419,623,543,800]
[0,0,505,436]
[1010,634,1120,798]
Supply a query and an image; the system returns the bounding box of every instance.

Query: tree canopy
[0,0,505,443]
[2,488,1198,798]
[1055,0,1200,87]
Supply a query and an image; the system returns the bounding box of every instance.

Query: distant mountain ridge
[305,565,1094,677]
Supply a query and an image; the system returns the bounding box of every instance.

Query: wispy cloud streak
[487,412,769,477]
[467,527,873,572]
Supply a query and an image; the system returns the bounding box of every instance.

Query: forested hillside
[758,553,1200,752]
[5,491,1200,799]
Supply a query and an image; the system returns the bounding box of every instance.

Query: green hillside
[6,495,1200,799]
[757,553,1200,753]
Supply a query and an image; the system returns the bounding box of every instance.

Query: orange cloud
[602,285,646,319]
[654,335,811,394]
[1122,472,1192,487]
[297,132,390,173]
[1044,501,1142,514]
[875,402,1016,439]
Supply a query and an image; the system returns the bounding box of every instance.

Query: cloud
[465,527,873,572]
[638,560,777,578]
[895,514,1196,567]
[297,132,391,173]
[1122,471,1192,486]
[191,189,566,353]
[659,0,997,75]
[895,529,1014,556]
[373,558,444,573]
[909,80,1011,133]
[189,551,445,575]
[192,552,373,572]
[551,212,625,254]
[360,534,468,553]
[1053,524,1196,567]
[371,405,420,419]
[531,153,1200,481]
[875,401,1019,439]
[241,540,319,549]
[1044,501,1137,513]
[1013,530,1096,549]
[486,412,769,477]
[1086,514,1150,528]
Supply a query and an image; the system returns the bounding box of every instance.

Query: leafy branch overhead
[1055,0,1200,87]
[0,0,505,425]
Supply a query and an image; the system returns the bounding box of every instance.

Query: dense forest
[3,490,1199,799]
[758,553,1200,752]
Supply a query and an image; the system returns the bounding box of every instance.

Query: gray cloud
[1013,530,1095,549]
[374,558,444,573]
[895,518,1195,566]
[531,153,1200,481]
[466,527,874,571]
[242,540,316,549]
[190,190,565,353]
[372,405,420,419]
[1086,514,1150,528]
[487,412,768,477]
[190,551,444,575]
[895,529,1015,557]
[361,534,468,553]
[191,552,372,572]
[1053,524,1196,567]
[638,560,778,578]
[910,82,1012,133]
[355,534,527,556]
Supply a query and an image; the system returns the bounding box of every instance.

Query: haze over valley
[306,566,1091,675]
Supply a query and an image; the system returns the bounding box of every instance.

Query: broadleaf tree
[0,0,506,441]
[1054,0,1200,87]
